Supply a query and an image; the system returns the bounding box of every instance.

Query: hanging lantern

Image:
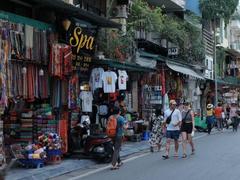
[22,67,27,74]
[62,18,71,31]
[39,69,44,76]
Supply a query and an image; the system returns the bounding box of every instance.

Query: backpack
[106,115,118,137]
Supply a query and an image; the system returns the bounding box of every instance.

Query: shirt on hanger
[81,115,90,124]
[118,70,128,90]
[99,104,108,116]
[101,71,117,93]
[90,68,104,91]
[80,91,93,112]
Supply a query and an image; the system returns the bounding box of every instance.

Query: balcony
[230,20,240,29]
[135,30,161,46]
[230,42,240,52]
[148,0,185,12]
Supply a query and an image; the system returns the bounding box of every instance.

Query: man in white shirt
[162,99,182,159]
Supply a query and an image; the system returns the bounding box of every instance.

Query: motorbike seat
[88,134,108,139]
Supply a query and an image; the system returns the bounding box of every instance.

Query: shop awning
[217,76,240,86]
[93,59,156,72]
[166,61,204,79]
[18,0,121,28]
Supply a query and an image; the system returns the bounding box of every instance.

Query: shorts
[181,123,193,134]
[166,130,180,140]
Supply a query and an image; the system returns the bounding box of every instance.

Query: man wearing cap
[162,100,182,159]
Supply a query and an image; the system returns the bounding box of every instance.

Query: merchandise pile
[11,133,62,168]
[38,133,62,150]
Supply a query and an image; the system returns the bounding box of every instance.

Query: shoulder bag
[166,109,175,124]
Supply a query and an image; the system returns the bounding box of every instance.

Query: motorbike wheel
[102,143,114,163]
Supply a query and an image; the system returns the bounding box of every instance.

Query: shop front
[0,0,121,169]
[165,61,204,114]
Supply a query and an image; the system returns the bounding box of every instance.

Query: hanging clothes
[49,43,73,79]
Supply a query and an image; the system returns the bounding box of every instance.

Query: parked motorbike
[69,120,113,163]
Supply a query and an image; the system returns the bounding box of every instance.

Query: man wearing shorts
[162,100,182,159]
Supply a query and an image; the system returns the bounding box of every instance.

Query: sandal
[162,155,169,160]
[111,166,119,170]
[173,154,178,158]
[191,149,195,155]
[150,147,154,153]
[182,154,187,158]
[117,162,123,167]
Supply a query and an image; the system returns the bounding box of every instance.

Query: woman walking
[181,102,195,158]
[206,104,215,134]
[149,109,164,152]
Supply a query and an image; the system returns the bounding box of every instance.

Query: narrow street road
[54,130,240,180]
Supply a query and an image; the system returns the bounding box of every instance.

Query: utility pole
[214,18,218,106]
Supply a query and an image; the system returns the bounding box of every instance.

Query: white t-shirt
[101,71,117,93]
[80,91,93,112]
[118,70,128,90]
[90,68,104,91]
[164,108,182,131]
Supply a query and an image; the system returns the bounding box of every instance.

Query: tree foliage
[128,0,165,32]
[99,0,205,62]
[199,0,238,23]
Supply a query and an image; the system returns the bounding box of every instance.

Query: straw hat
[207,104,213,109]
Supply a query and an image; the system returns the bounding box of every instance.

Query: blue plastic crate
[46,149,62,156]
[18,158,44,168]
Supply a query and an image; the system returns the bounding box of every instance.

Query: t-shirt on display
[80,91,93,112]
[90,68,104,92]
[101,71,117,93]
[118,70,128,90]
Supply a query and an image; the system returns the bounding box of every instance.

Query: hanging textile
[49,43,72,79]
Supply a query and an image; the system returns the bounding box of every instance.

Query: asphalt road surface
[54,130,240,180]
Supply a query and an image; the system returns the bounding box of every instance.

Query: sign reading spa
[65,19,97,72]
[69,26,95,54]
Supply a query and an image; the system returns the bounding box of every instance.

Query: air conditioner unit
[117,0,129,5]
[230,44,237,50]
[216,34,221,45]
[62,0,73,5]
[111,5,128,18]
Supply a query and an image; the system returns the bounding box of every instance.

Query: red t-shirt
[215,107,223,118]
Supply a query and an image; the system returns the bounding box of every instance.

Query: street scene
[0,0,240,180]
[52,130,240,180]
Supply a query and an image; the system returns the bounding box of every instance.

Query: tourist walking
[206,104,215,135]
[181,102,195,158]
[230,103,238,132]
[149,109,164,152]
[162,100,182,159]
[215,103,223,131]
[111,107,126,170]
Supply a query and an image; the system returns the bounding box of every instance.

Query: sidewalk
[6,140,150,180]
[6,132,206,180]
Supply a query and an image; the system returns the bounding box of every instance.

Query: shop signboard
[168,47,179,56]
[67,20,97,72]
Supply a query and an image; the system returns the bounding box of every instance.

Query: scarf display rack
[0,14,57,148]
[8,62,49,101]
[4,102,57,145]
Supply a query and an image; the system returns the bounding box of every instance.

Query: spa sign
[69,26,95,54]
[67,22,97,71]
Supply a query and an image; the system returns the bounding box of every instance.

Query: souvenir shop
[0,4,160,169]
[139,69,164,121]
[0,10,67,167]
